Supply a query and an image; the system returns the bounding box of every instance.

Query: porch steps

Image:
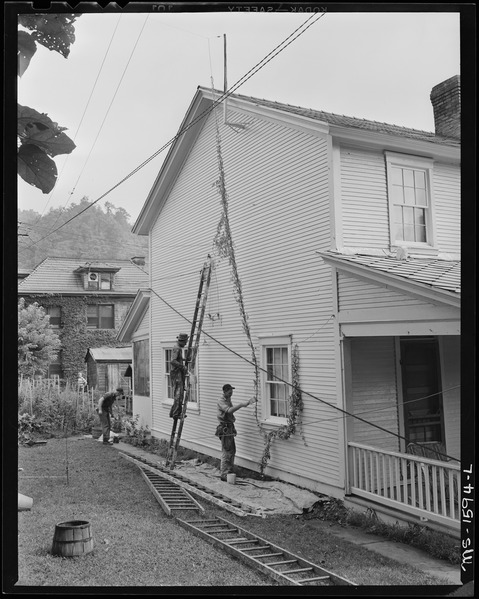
[176,516,355,587]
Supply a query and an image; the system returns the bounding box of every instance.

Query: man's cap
[177,333,188,341]
[116,387,124,394]
[222,384,235,392]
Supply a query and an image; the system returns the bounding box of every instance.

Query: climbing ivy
[22,295,130,382]
[210,101,305,475]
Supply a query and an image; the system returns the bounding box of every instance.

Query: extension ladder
[165,255,213,469]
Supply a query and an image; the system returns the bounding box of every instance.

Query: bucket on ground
[51,520,94,557]
[91,426,102,439]
[18,493,33,511]
[227,473,236,485]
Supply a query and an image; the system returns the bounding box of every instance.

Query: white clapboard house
[118,76,461,534]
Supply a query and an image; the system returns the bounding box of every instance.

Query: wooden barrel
[51,520,94,557]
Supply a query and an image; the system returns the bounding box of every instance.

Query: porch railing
[348,441,460,529]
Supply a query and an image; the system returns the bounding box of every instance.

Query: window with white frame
[163,345,198,405]
[260,337,291,420]
[385,152,435,248]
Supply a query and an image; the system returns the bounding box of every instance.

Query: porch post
[342,337,354,494]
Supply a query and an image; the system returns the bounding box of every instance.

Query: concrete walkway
[112,440,464,588]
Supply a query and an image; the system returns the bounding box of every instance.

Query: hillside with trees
[18,198,148,270]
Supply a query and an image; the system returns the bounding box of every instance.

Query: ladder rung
[267,559,297,566]
[300,576,330,583]
[224,537,250,544]
[282,567,313,575]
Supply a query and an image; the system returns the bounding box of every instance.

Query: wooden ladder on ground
[165,255,213,470]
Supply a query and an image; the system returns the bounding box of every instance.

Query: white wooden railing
[348,442,460,529]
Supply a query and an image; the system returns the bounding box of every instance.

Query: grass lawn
[14,436,455,589]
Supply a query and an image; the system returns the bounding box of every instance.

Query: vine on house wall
[210,103,305,475]
[259,343,305,474]
[23,295,130,382]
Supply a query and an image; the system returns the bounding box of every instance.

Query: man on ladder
[169,333,189,420]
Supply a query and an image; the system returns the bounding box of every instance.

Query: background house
[18,257,148,384]
[131,76,461,533]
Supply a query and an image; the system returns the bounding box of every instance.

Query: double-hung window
[260,336,291,421]
[87,304,114,329]
[46,306,61,328]
[385,152,435,250]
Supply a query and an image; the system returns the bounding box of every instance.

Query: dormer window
[87,272,113,290]
[75,264,120,291]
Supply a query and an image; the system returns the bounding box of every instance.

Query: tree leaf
[18,104,75,157]
[18,14,81,58]
[18,144,58,194]
[18,31,37,77]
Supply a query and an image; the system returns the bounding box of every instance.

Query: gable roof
[133,85,460,235]
[224,89,460,147]
[18,257,149,295]
[85,346,132,363]
[318,251,460,308]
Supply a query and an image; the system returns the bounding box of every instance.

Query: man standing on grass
[216,384,255,481]
[98,387,123,445]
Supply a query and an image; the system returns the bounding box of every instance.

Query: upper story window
[260,336,291,421]
[87,272,113,290]
[46,306,61,328]
[87,304,114,329]
[385,152,435,249]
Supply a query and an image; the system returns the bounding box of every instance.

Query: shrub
[18,383,98,440]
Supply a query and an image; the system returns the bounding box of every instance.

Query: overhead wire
[28,14,124,225]
[20,14,150,255]
[142,275,460,463]
[19,11,326,253]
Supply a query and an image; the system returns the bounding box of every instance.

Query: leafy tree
[18,14,81,193]
[18,298,61,377]
[18,198,149,270]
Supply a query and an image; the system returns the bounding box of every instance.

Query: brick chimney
[430,75,461,139]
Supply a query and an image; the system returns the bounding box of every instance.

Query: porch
[347,442,460,530]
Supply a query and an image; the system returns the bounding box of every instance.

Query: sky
[16,7,461,226]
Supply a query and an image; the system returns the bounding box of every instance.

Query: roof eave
[117,289,151,342]
[328,125,460,163]
[318,251,460,309]
[132,89,211,235]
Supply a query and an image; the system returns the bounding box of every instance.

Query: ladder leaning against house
[165,255,213,470]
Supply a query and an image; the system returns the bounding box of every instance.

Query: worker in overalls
[98,387,123,445]
[169,333,189,419]
[216,384,254,481]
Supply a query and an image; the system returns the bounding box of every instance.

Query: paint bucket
[18,493,33,511]
[51,520,94,557]
[227,473,236,485]
[91,426,102,440]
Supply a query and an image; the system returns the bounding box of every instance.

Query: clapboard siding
[149,106,343,489]
[433,163,461,255]
[340,146,389,248]
[337,272,431,310]
[350,337,400,451]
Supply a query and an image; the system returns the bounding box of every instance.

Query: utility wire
[30,15,123,225]
[146,281,460,463]
[19,12,325,252]
[20,14,150,254]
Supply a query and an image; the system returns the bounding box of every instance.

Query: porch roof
[85,347,132,363]
[318,251,460,306]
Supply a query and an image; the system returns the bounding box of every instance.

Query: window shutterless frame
[385,152,435,250]
[259,335,292,422]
